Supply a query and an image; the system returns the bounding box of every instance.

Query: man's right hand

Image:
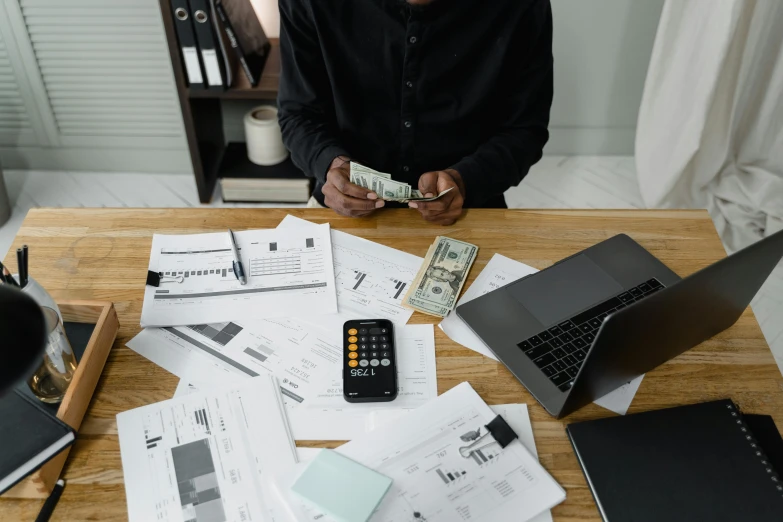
[322,157,385,217]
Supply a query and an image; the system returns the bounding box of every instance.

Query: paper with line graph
[117,375,297,522]
[140,225,337,327]
[127,317,343,408]
[277,215,423,328]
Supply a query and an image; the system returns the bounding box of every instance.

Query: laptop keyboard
[517,278,665,393]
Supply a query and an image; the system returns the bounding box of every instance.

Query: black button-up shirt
[278,0,553,207]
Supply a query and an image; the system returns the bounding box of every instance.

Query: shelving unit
[159,0,294,203]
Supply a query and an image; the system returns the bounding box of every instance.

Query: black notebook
[567,399,783,522]
[0,388,75,494]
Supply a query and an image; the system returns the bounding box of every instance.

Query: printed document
[168,325,438,440]
[275,382,565,522]
[141,225,337,327]
[127,317,343,408]
[441,253,642,415]
[278,215,422,327]
[117,375,297,522]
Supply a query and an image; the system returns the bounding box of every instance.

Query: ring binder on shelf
[171,0,205,89]
[190,0,226,91]
[459,414,519,459]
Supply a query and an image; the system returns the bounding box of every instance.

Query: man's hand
[409,169,465,225]
[322,156,385,217]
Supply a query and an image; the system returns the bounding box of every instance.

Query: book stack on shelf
[219,143,311,203]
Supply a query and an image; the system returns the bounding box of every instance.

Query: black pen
[35,479,65,522]
[23,244,29,286]
[17,248,26,288]
[228,229,247,285]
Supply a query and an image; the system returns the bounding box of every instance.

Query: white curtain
[636,0,783,253]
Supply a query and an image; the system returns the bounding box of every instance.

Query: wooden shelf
[188,39,280,100]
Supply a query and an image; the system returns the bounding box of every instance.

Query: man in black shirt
[278,0,553,225]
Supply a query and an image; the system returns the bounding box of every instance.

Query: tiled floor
[1,157,781,374]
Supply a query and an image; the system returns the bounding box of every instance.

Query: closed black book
[214,0,271,87]
[567,399,783,522]
[0,388,75,494]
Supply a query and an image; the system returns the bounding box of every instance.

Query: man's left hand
[409,169,466,226]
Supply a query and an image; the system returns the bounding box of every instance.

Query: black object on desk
[35,478,65,522]
[567,399,783,522]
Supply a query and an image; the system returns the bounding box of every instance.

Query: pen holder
[16,275,63,324]
[27,306,77,404]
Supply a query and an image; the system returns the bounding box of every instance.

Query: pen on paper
[228,229,247,285]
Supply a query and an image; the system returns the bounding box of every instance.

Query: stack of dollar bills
[403,236,479,317]
[350,163,454,203]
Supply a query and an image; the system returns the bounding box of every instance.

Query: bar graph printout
[277,215,423,328]
[117,375,297,522]
[141,224,337,327]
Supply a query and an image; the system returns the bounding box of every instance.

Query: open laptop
[457,229,783,418]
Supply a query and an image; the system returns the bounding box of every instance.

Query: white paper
[286,324,438,440]
[277,215,423,328]
[440,253,642,414]
[117,375,297,522]
[141,225,337,327]
[128,318,343,408]
[593,374,645,415]
[280,383,566,522]
[440,254,538,360]
[165,325,438,441]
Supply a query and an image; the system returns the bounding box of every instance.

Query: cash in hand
[350,163,454,203]
[403,236,478,317]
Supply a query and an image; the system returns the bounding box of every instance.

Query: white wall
[244,0,664,155]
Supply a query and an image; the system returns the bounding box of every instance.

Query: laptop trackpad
[509,254,623,327]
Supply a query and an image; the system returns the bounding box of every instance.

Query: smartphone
[343,319,398,403]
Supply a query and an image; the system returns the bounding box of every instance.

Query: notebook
[566,399,783,522]
[291,449,392,522]
[0,388,75,494]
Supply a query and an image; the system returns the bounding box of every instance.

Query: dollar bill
[382,187,455,203]
[404,236,478,317]
[371,176,411,200]
[349,163,456,203]
[351,163,391,180]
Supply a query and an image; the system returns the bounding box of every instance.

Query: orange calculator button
[348,328,358,335]
[348,336,358,343]
[348,352,358,359]
[348,360,359,367]
[348,344,358,351]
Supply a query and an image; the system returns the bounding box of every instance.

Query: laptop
[457,229,783,419]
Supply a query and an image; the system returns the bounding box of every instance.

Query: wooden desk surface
[3,208,782,521]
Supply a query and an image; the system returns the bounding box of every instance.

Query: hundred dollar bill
[371,176,410,200]
[404,236,478,317]
[382,187,455,203]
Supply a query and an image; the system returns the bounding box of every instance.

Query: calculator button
[359,359,369,367]
[381,359,391,366]
[381,351,390,358]
[359,352,368,358]
[371,352,379,358]
[379,336,389,342]
[348,328,358,335]
[360,344,368,350]
[348,352,358,359]
[359,336,368,342]
[380,328,388,334]
[371,344,379,350]
[348,344,358,351]
[380,343,390,350]
[370,336,378,342]
[348,360,358,367]
[359,328,368,334]
[348,336,358,343]
[370,359,380,366]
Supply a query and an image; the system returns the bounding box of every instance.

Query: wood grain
[2,208,781,521]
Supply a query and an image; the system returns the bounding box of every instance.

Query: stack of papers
[117,375,297,522]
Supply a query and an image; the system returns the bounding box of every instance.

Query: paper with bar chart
[278,215,423,327]
[127,317,342,407]
[279,383,565,522]
[117,375,297,522]
[141,225,337,327]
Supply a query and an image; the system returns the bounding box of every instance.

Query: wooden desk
[3,208,781,521]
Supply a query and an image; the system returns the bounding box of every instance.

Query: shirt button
[406,80,413,88]
[403,165,410,172]
[404,120,412,128]
[409,36,417,44]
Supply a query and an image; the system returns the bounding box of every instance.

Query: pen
[228,229,247,285]
[0,262,18,287]
[17,248,26,288]
[23,244,29,287]
[35,478,65,522]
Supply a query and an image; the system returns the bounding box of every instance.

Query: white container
[244,105,289,166]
